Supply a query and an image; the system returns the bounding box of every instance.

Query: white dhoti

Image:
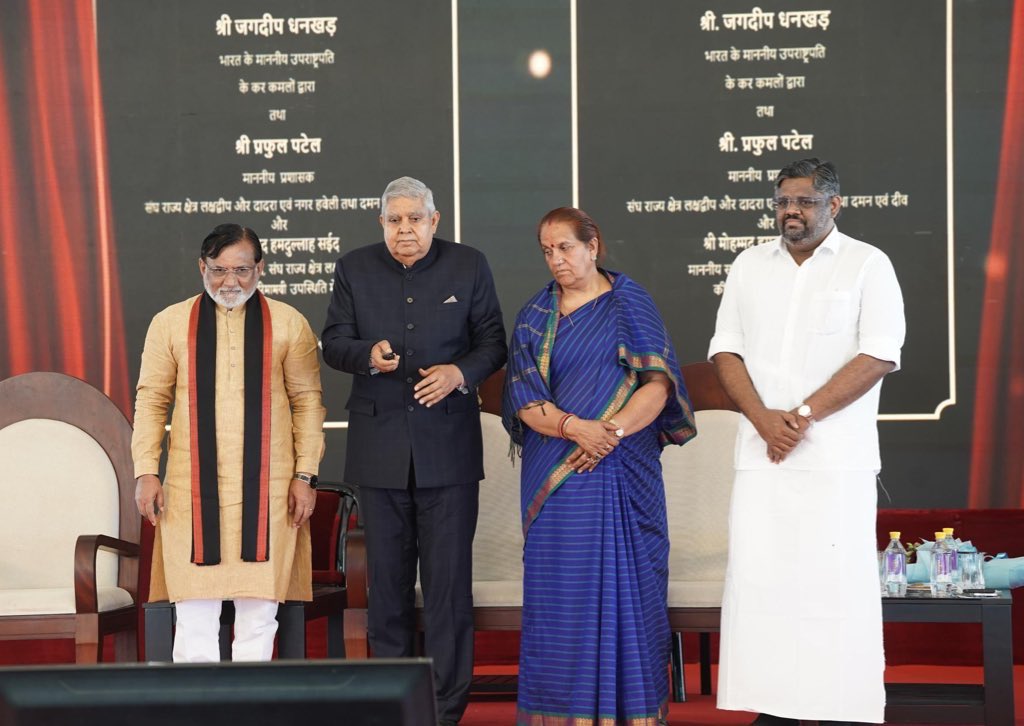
[717,469,885,723]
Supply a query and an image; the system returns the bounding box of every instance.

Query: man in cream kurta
[133,223,325,662]
[709,159,905,725]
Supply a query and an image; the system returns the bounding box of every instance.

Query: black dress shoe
[750,715,798,726]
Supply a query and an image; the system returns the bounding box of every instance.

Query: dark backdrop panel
[578,1,948,416]
[459,0,573,324]
[62,0,1012,506]
[575,0,1013,507]
[98,0,455,479]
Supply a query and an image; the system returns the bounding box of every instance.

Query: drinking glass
[959,551,986,590]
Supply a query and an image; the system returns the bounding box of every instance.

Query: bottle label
[885,552,905,577]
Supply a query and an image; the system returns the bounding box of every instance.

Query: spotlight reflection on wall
[528,49,552,79]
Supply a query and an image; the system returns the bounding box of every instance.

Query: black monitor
[0,658,436,726]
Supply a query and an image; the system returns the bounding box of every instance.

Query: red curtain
[969,0,1024,507]
[0,0,129,413]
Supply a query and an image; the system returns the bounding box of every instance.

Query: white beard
[205,281,256,310]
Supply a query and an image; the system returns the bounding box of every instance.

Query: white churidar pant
[717,469,885,723]
[172,598,280,663]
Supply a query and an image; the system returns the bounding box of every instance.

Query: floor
[461,663,1023,725]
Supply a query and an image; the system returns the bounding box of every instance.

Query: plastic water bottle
[882,531,908,597]
[943,527,960,589]
[930,531,956,597]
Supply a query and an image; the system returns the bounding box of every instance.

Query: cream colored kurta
[132,294,325,603]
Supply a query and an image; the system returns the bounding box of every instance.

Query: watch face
[798,405,812,418]
[308,474,319,489]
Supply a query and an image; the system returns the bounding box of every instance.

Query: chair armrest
[315,481,354,497]
[315,483,364,581]
[317,481,367,605]
[74,534,140,614]
[316,482,362,525]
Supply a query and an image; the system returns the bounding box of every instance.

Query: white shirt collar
[772,224,844,259]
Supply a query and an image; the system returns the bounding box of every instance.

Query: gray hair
[774,157,840,198]
[381,176,436,215]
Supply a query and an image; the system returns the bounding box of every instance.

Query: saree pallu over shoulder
[503,272,696,535]
[611,275,696,448]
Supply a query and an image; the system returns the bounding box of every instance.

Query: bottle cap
[935,532,946,540]
[889,531,901,539]
[943,527,955,535]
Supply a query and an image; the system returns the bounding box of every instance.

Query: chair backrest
[664,361,741,597]
[475,412,523,584]
[663,409,740,584]
[471,363,742,598]
[0,373,138,595]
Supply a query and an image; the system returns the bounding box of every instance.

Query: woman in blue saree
[503,207,696,726]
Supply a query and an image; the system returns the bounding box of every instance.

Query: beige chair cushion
[663,409,740,607]
[0,419,125,613]
[415,413,524,608]
[667,580,726,609]
[0,587,134,616]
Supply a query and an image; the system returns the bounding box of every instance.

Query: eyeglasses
[206,265,256,279]
[772,196,828,211]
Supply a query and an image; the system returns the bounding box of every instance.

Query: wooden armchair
[0,372,140,663]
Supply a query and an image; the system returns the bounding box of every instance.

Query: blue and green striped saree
[503,272,696,726]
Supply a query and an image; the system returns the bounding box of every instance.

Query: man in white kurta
[709,159,905,725]
[132,223,325,663]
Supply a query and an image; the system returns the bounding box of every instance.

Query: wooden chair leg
[344,608,369,658]
[113,628,138,662]
[75,613,101,664]
[699,632,712,695]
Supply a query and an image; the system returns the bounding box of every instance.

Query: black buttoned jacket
[321,238,507,489]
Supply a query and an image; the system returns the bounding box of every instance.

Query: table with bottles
[881,589,1014,725]
[879,529,1013,724]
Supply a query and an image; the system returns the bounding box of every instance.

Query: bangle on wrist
[557,413,576,439]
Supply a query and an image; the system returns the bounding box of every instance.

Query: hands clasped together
[564,417,625,473]
[372,340,465,408]
[751,408,812,464]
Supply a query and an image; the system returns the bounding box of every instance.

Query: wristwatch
[797,403,814,421]
[294,472,318,489]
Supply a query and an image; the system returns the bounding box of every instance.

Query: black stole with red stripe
[187,291,273,565]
